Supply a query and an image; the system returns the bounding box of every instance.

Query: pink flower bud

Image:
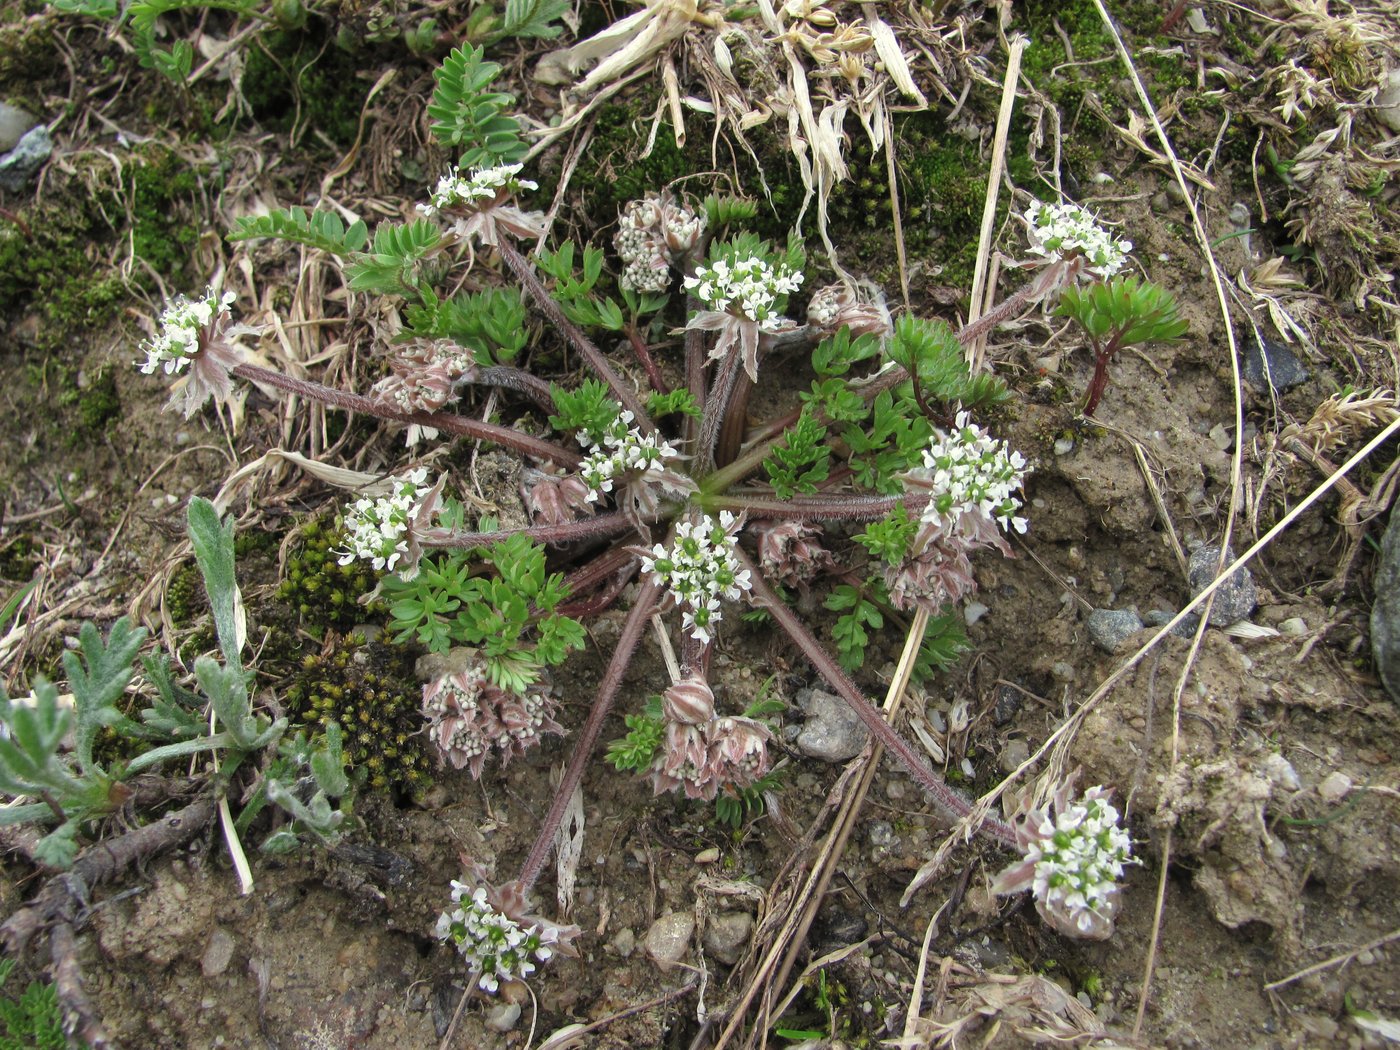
[660,678,717,725]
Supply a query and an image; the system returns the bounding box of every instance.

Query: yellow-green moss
[285,639,432,796]
[277,516,385,634]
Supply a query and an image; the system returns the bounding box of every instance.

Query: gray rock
[201,929,236,977]
[608,927,636,958]
[991,685,1022,726]
[1188,544,1257,626]
[0,102,37,153]
[1242,334,1309,393]
[794,687,869,762]
[1371,511,1400,700]
[1086,608,1144,653]
[867,820,895,848]
[1145,608,1201,638]
[644,911,694,971]
[0,125,53,192]
[702,911,753,966]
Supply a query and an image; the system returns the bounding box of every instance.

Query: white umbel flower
[1024,199,1132,279]
[683,255,803,328]
[639,512,752,644]
[335,468,433,573]
[917,412,1030,535]
[138,288,236,375]
[434,880,562,993]
[576,410,683,505]
[418,163,538,216]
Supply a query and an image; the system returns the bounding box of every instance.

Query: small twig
[1263,927,1400,990]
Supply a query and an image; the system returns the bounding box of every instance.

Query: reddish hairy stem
[518,578,663,891]
[558,545,639,608]
[682,300,708,451]
[231,362,579,467]
[740,553,1017,847]
[625,324,670,394]
[707,493,908,521]
[496,240,655,433]
[695,345,743,476]
[463,365,555,412]
[425,512,637,549]
[715,371,752,469]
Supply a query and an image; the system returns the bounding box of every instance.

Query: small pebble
[1280,616,1307,636]
[1053,436,1075,456]
[1317,771,1352,802]
[702,911,753,966]
[1188,544,1257,626]
[963,601,989,626]
[991,685,1022,726]
[1000,738,1030,773]
[694,847,720,864]
[867,821,895,848]
[609,928,636,958]
[0,102,37,153]
[201,930,235,978]
[1086,608,1143,653]
[794,687,869,762]
[485,1002,522,1032]
[644,912,695,971]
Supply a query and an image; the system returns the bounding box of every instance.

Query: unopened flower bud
[660,678,716,725]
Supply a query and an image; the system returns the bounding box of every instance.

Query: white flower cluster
[640,512,752,644]
[614,195,706,293]
[435,880,561,993]
[683,255,803,327]
[419,163,537,216]
[920,412,1029,534]
[138,288,235,375]
[1024,199,1132,278]
[336,468,433,573]
[576,411,683,504]
[1024,787,1133,938]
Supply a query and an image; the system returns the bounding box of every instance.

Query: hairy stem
[231,363,579,467]
[740,553,1016,847]
[715,371,752,469]
[558,545,639,608]
[424,512,638,550]
[695,346,743,476]
[682,299,707,451]
[625,324,669,394]
[518,578,663,891]
[705,493,908,521]
[460,365,556,412]
[497,240,655,433]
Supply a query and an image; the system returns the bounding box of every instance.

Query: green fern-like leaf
[427,44,525,168]
[229,207,369,257]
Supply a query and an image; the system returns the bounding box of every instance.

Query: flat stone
[201,929,236,977]
[1086,608,1143,653]
[644,912,694,971]
[0,102,37,153]
[1242,334,1309,394]
[1188,544,1257,626]
[794,687,869,762]
[0,125,53,192]
[1372,510,1400,700]
[702,911,753,966]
